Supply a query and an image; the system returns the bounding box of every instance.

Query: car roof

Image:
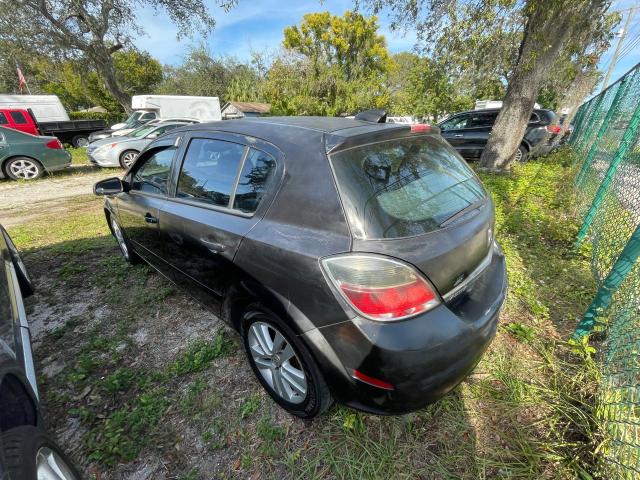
[189,116,406,135]
[173,116,421,153]
[450,108,556,116]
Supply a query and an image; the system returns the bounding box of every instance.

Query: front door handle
[144,213,158,224]
[201,238,225,253]
[454,134,464,137]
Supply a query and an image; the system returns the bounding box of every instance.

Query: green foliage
[30,50,162,112]
[87,388,169,464]
[265,11,392,116]
[168,332,234,376]
[239,394,261,419]
[504,322,537,344]
[403,57,473,121]
[69,111,126,125]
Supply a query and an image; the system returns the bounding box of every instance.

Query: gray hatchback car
[94,114,507,419]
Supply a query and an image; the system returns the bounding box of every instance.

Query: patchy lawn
[7,149,601,479]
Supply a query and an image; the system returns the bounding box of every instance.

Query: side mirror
[94,177,125,196]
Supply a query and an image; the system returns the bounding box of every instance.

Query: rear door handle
[201,238,225,253]
[454,134,464,137]
[144,213,158,224]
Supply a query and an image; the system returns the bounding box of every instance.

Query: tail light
[321,254,440,321]
[45,139,63,149]
[545,125,561,134]
[411,124,431,133]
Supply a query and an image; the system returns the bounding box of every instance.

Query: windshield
[130,125,156,138]
[330,135,486,239]
[123,111,143,128]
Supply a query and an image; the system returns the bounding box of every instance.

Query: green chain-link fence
[570,62,640,479]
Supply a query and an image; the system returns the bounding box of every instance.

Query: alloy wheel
[111,218,129,260]
[248,321,308,404]
[36,447,78,480]
[9,159,39,179]
[514,148,523,162]
[122,151,137,168]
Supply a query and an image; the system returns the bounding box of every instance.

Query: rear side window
[177,138,246,208]
[9,112,26,125]
[232,148,277,213]
[439,115,468,130]
[467,113,497,128]
[0,113,7,125]
[330,136,486,239]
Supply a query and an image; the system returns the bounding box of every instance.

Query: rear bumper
[302,242,507,414]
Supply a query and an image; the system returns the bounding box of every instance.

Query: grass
[7,148,605,479]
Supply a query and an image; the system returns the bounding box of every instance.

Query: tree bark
[479,1,600,170]
[91,50,132,113]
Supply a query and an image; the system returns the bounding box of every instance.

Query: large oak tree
[359,0,614,170]
[0,0,234,112]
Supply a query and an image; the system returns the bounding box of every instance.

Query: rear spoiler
[325,124,441,154]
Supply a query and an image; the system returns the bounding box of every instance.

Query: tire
[71,135,89,148]
[4,157,43,180]
[241,304,332,419]
[2,425,81,480]
[515,145,529,163]
[119,150,139,169]
[109,215,140,265]
[2,227,35,296]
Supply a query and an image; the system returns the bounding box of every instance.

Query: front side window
[0,113,8,125]
[131,147,176,195]
[233,148,277,213]
[177,138,246,208]
[9,111,27,125]
[330,135,486,239]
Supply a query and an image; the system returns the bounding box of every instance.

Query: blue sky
[135,0,639,89]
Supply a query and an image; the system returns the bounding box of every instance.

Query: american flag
[16,64,27,93]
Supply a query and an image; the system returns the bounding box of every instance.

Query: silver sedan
[87,121,190,168]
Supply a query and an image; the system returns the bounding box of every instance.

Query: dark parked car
[0,225,80,479]
[438,108,558,162]
[94,115,507,418]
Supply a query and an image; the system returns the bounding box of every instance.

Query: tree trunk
[92,51,132,113]
[479,2,598,170]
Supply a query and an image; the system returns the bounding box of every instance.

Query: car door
[439,114,470,153]
[0,234,36,398]
[158,132,281,301]
[116,140,178,264]
[459,112,498,159]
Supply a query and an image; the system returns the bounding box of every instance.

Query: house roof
[223,101,271,114]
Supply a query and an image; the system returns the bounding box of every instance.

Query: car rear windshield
[330,135,486,239]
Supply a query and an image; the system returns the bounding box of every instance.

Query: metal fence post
[573,224,640,338]
[575,77,629,186]
[574,100,640,248]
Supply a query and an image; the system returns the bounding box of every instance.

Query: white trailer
[0,94,69,122]
[131,95,222,122]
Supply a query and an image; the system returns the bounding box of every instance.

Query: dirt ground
[2,156,599,480]
[0,166,116,227]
